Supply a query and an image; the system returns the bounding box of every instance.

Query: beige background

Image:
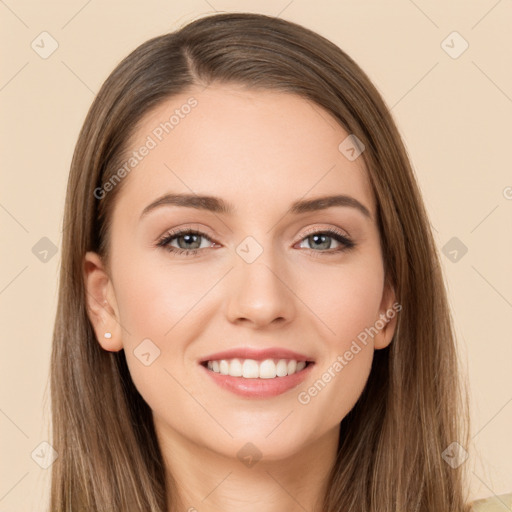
[1,1,511,509]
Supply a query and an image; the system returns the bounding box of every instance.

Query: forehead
[113,84,374,223]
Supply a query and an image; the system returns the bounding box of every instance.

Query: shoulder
[469,492,512,511]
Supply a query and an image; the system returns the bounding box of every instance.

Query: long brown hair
[50,12,471,511]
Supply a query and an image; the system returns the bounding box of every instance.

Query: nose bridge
[225,234,295,327]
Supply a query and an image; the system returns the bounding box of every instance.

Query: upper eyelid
[300,225,350,239]
[160,227,215,242]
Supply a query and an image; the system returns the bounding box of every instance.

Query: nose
[225,253,296,329]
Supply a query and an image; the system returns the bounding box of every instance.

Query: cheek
[111,254,215,403]
[113,253,211,339]
[304,254,385,348]
[293,253,384,423]
[295,271,380,430]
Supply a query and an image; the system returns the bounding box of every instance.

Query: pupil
[180,234,200,249]
[311,234,330,250]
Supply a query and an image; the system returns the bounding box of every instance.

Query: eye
[156,229,217,257]
[156,227,356,258]
[296,227,355,256]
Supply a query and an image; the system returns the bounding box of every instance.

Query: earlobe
[374,280,399,350]
[83,251,123,352]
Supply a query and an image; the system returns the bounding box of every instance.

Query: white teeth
[259,359,277,379]
[242,359,259,378]
[204,358,310,378]
[229,358,243,377]
[276,359,288,377]
[219,360,229,375]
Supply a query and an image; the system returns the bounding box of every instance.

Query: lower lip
[199,362,315,398]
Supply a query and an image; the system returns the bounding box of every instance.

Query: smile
[202,358,312,379]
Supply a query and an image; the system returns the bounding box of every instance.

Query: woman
[49,11,506,511]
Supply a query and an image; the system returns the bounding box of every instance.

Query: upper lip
[199,347,315,364]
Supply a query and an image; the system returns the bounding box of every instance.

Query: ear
[373,277,400,350]
[83,251,123,352]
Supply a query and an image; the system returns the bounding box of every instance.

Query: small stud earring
[104,332,112,339]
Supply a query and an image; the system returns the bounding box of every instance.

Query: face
[85,83,397,465]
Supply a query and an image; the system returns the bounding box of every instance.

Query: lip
[198,347,314,364]
[199,360,315,398]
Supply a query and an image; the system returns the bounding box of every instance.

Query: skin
[84,84,398,512]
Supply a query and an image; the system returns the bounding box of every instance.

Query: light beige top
[470,492,512,511]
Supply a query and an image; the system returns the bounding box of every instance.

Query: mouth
[198,346,315,380]
[198,354,316,398]
[200,358,315,379]
[198,347,315,399]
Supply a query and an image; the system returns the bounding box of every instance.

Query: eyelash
[155,226,356,258]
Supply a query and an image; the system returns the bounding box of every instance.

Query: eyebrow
[140,193,372,220]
